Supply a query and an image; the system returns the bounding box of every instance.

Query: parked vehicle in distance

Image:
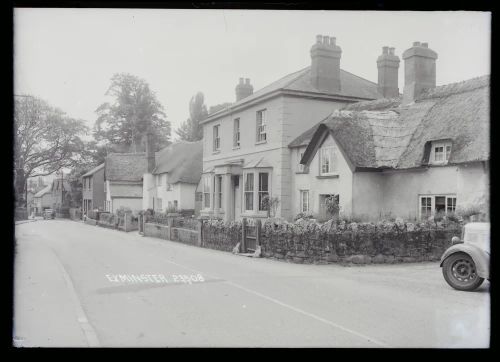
[43,208,55,220]
[440,222,490,291]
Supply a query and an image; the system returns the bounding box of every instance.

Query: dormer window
[431,141,452,164]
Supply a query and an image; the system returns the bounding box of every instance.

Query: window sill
[232,146,240,150]
[295,171,309,175]
[316,174,339,179]
[212,150,221,155]
[241,212,268,218]
[255,140,267,145]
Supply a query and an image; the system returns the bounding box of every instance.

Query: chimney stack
[310,34,342,92]
[145,131,155,173]
[402,41,438,104]
[377,46,400,98]
[235,77,254,101]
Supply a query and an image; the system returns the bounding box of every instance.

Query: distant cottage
[201,37,489,221]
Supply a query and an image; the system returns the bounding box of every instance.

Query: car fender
[440,244,490,279]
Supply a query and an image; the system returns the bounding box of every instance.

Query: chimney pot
[383,46,389,54]
[389,47,395,55]
[330,37,336,46]
[413,41,421,47]
[239,77,244,84]
[316,35,322,44]
[310,35,341,92]
[245,78,250,84]
[402,42,437,104]
[421,42,428,48]
[322,35,330,45]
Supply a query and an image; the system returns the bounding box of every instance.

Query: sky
[14,9,491,141]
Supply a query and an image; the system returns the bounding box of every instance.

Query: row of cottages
[200,36,489,222]
[31,176,72,214]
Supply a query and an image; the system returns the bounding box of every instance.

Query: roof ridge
[418,74,490,100]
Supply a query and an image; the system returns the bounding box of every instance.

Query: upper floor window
[213,125,220,152]
[320,146,337,175]
[431,141,452,164]
[156,174,162,186]
[256,109,267,143]
[297,150,309,173]
[233,118,240,148]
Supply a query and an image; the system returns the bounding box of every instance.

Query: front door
[233,176,241,220]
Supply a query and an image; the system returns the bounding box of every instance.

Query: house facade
[82,163,105,213]
[292,42,489,221]
[200,35,385,221]
[143,140,203,214]
[50,177,71,209]
[33,184,52,214]
[104,153,147,213]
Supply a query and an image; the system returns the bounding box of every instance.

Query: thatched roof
[153,141,203,184]
[295,75,489,170]
[204,67,382,122]
[105,153,148,182]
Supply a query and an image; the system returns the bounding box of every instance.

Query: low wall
[144,223,170,240]
[171,227,199,246]
[201,220,240,252]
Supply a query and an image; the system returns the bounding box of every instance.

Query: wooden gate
[241,218,261,253]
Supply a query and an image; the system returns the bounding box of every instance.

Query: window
[88,177,92,190]
[195,192,203,202]
[320,146,337,175]
[244,173,254,211]
[446,197,457,213]
[420,197,432,218]
[256,110,267,143]
[213,125,220,151]
[216,175,223,210]
[298,151,308,173]
[419,195,458,219]
[300,190,309,212]
[431,141,452,164]
[258,173,269,211]
[155,198,163,212]
[156,174,162,186]
[173,200,178,210]
[166,183,172,191]
[233,118,240,148]
[203,175,211,209]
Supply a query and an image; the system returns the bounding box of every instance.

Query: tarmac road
[13,219,490,347]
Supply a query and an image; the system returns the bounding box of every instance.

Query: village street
[14,220,490,348]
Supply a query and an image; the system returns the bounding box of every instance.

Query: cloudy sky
[14,9,490,141]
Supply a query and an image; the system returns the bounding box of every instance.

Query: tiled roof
[82,163,104,177]
[105,153,148,182]
[153,141,203,184]
[205,67,382,121]
[295,75,489,169]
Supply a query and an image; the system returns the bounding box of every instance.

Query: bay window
[203,175,211,209]
[215,175,223,210]
[243,170,271,214]
[244,173,254,211]
[258,173,269,211]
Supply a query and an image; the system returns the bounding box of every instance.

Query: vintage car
[43,208,55,219]
[440,222,490,291]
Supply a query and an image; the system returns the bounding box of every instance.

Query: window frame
[242,169,272,214]
[300,190,310,213]
[244,172,254,212]
[213,124,220,152]
[319,146,337,175]
[419,194,458,219]
[258,172,269,211]
[431,141,452,164]
[256,109,267,143]
[203,175,212,209]
[233,118,240,148]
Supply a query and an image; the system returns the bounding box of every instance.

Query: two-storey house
[200,35,386,221]
[81,163,105,213]
[291,42,489,221]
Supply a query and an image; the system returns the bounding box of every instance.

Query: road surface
[14,219,490,347]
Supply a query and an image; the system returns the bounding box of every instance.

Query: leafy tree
[176,92,208,141]
[14,95,87,207]
[94,73,171,151]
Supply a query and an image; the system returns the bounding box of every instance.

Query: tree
[176,92,208,141]
[14,95,87,207]
[94,73,171,152]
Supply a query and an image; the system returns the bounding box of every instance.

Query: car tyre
[442,252,484,291]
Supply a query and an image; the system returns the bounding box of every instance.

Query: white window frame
[203,174,212,209]
[242,169,272,214]
[256,109,267,143]
[431,141,452,164]
[298,150,307,173]
[419,194,458,219]
[300,190,309,213]
[244,172,254,212]
[215,175,223,210]
[233,118,240,148]
[258,172,269,211]
[213,125,220,152]
[319,146,337,175]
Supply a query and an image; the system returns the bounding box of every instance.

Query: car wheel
[442,253,484,291]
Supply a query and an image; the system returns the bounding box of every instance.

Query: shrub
[116,206,132,218]
[325,195,340,217]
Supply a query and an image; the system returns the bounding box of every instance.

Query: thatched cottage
[142,140,203,213]
[291,42,489,221]
[104,153,147,213]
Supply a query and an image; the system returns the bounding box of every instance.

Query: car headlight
[451,236,462,245]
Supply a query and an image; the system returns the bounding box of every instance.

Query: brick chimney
[377,46,400,98]
[145,131,155,173]
[402,41,438,104]
[310,35,342,92]
[235,77,253,101]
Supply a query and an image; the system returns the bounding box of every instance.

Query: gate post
[241,217,247,253]
[198,218,203,247]
[256,219,262,246]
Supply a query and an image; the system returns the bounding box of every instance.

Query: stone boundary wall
[144,223,170,240]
